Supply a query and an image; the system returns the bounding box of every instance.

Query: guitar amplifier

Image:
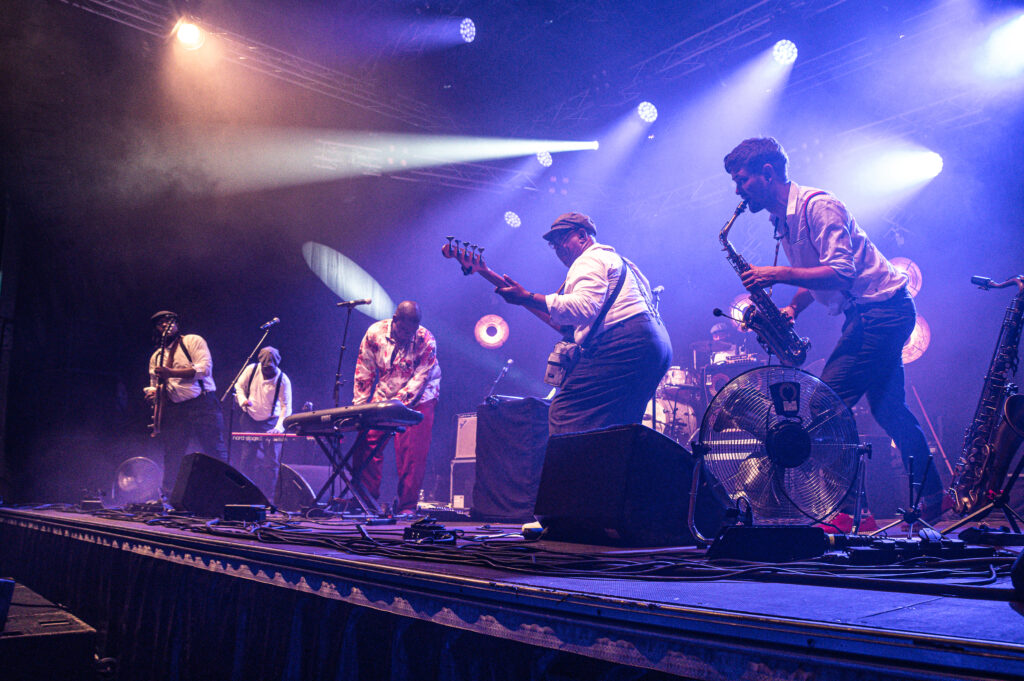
[455,413,477,459]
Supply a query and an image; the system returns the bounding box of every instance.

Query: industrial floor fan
[112,456,162,505]
[689,367,866,557]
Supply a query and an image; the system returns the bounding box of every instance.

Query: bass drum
[658,365,702,401]
[643,396,699,446]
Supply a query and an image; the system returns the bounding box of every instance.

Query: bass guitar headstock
[442,236,488,276]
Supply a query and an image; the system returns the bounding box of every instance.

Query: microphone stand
[333,305,357,408]
[484,360,513,403]
[221,327,272,463]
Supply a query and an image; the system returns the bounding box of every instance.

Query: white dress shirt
[235,364,293,429]
[148,334,216,403]
[773,182,908,315]
[545,242,653,344]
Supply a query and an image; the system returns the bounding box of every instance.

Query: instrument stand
[870,452,938,538]
[850,443,873,533]
[941,447,1024,537]
[311,427,407,517]
[332,305,356,409]
[220,327,273,464]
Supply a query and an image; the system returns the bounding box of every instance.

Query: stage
[2,505,1023,680]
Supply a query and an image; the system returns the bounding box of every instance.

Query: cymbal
[689,340,735,352]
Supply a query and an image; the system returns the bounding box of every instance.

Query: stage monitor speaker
[275,464,316,512]
[534,424,726,546]
[170,453,270,517]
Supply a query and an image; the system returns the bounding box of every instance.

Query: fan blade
[716,386,772,438]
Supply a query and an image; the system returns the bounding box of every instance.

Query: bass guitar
[441,236,567,336]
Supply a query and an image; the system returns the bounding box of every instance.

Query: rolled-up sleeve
[545,252,611,328]
[808,198,857,282]
[186,336,213,380]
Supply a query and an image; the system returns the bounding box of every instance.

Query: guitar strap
[176,337,209,394]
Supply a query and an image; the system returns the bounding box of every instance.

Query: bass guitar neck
[442,237,566,335]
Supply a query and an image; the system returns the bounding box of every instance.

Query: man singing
[722,137,943,522]
[234,346,293,500]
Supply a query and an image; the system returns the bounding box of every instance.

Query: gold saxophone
[949,275,1024,515]
[719,201,810,367]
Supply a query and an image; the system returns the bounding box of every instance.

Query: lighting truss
[59,0,450,131]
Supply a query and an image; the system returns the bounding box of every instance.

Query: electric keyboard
[282,399,423,436]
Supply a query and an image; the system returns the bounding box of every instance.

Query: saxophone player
[722,137,945,525]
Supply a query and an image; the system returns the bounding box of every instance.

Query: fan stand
[869,452,938,538]
[940,448,1024,537]
[849,443,872,533]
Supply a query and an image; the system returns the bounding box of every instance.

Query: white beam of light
[119,128,600,197]
[315,134,599,176]
[978,13,1024,80]
[302,242,395,321]
[852,149,943,194]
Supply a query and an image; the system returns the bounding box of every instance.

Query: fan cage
[697,366,860,524]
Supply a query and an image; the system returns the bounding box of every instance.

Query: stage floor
[1,506,1023,680]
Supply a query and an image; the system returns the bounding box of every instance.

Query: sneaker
[816,512,853,534]
[814,511,877,534]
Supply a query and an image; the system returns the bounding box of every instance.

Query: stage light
[772,40,798,66]
[475,315,509,349]
[730,294,755,333]
[979,13,1024,80]
[536,151,552,167]
[175,21,206,51]
[889,257,923,298]
[637,101,658,123]
[902,315,931,364]
[504,211,521,228]
[301,242,395,321]
[459,18,476,43]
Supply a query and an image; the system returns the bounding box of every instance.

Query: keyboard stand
[310,426,405,516]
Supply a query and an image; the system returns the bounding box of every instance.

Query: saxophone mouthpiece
[736,200,748,214]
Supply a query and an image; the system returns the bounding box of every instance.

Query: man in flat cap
[145,311,228,492]
[496,213,672,435]
[233,346,293,500]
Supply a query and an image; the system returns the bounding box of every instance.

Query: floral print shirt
[353,319,441,407]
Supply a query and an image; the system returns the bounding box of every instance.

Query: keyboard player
[234,346,293,499]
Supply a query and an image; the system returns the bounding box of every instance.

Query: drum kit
[643,340,766,446]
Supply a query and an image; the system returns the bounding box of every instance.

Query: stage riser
[0,510,1018,681]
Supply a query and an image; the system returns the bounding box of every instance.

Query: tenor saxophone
[949,275,1024,515]
[719,201,810,367]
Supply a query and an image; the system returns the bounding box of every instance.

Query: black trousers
[236,412,282,502]
[820,289,942,501]
[549,313,672,436]
[159,391,228,492]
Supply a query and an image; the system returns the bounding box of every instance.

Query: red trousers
[350,399,436,513]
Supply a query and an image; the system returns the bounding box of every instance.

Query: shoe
[816,512,853,534]
[814,511,877,534]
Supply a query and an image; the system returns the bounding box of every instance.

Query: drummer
[709,322,743,364]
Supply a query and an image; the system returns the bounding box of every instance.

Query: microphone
[652,285,665,294]
[260,317,280,329]
[336,298,372,307]
[971,276,993,289]
[713,307,745,324]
